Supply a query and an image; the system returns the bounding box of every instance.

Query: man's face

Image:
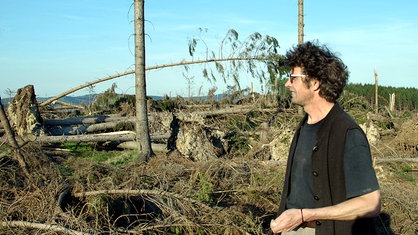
[285,66,314,106]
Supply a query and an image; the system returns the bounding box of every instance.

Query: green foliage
[399,110,413,119]
[62,142,94,154]
[339,90,371,110]
[56,163,74,177]
[114,94,135,108]
[60,142,135,166]
[227,134,251,156]
[225,114,253,132]
[150,95,184,112]
[221,85,246,104]
[223,112,262,156]
[344,83,418,111]
[194,172,214,204]
[188,38,198,57]
[269,72,417,114]
[90,83,119,114]
[105,151,137,167]
[401,165,418,182]
[188,28,283,91]
[0,145,10,155]
[114,121,135,131]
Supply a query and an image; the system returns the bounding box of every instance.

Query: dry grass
[0,109,417,234]
[0,145,285,234]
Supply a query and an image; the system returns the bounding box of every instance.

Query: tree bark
[6,85,43,136]
[374,68,379,114]
[117,141,167,152]
[35,131,169,144]
[41,107,277,136]
[35,131,136,144]
[0,221,88,235]
[134,0,153,162]
[43,115,131,126]
[297,0,305,116]
[44,120,134,135]
[50,100,85,110]
[0,97,29,176]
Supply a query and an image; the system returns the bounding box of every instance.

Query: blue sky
[1,1,417,98]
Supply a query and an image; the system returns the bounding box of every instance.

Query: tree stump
[7,85,43,136]
[168,112,226,161]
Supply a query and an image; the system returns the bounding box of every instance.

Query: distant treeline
[344,83,417,111]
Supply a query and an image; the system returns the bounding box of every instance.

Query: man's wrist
[300,208,304,223]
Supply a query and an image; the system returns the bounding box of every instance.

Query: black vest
[278,103,376,235]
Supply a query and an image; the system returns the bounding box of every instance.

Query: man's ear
[312,79,320,91]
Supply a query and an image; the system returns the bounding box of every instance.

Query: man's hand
[270,208,303,234]
[270,190,381,233]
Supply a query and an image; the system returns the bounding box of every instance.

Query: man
[270,41,381,235]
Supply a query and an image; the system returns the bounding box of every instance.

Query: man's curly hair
[285,41,349,102]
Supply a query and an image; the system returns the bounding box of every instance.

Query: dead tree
[0,96,29,176]
[6,85,43,136]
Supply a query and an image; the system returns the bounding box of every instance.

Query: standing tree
[297,0,305,115]
[298,0,304,44]
[134,0,153,162]
[374,68,379,114]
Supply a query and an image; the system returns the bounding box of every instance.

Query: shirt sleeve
[344,129,380,199]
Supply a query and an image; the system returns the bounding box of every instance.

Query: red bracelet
[300,209,304,223]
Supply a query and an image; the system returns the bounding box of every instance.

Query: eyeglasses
[289,74,307,83]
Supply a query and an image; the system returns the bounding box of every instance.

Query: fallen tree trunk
[118,141,167,152]
[44,120,135,136]
[39,57,264,107]
[35,131,170,144]
[41,107,275,137]
[0,221,88,235]
[35,131,136,143]
[51,100,85,110]
[195,107,277,117]
[43,115,128,126]
[38,107,277,147]
[43,107,277,127]
[86,120,134,133]
[375,158,418,163]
